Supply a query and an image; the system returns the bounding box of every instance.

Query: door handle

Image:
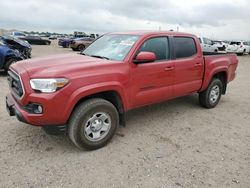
[164,66,174,71]
[194,63,203,67]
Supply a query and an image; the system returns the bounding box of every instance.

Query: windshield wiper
[90,55,110,60]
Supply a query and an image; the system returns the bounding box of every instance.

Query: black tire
[71,48,77,51]
[199,78,223,108]
[68,98,119,150]
[77,44,85,51]
[4,58,17,72]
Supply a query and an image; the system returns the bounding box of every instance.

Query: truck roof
[109,31,196,37]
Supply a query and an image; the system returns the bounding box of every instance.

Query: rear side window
[138,37,169,61]
[174,37,197,59]
[230,42,241,45]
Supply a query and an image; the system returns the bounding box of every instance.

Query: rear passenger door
[172,36,204,97]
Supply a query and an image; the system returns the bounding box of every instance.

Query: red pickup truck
[6,31,238,150]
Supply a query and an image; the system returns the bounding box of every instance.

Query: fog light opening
[36,105,43,114]
[24,103,43,114]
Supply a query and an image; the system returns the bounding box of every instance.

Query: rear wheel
[68,98,119,150]
[4,58,17,72]
[199,78,223,108]
[77,44,85,51]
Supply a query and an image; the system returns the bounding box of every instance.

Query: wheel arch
[65,86,128,126]
[212,71,227,94]
[200,68,228,94]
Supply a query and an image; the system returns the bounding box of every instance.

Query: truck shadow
[0,70,7,77]
[125,94,200,126]
[12,94,201,153]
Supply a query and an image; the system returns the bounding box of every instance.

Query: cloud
[0,0,249,40]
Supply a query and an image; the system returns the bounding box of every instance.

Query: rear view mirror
[133,51,156,64]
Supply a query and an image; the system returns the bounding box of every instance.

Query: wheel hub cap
[90,119,103,131]
[209,85,220,103]
[84,112,111,141]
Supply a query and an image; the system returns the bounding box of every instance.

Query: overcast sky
[0,0,250,40]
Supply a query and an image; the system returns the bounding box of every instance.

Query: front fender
[62,81,128,122]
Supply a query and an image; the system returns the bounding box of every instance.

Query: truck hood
[12,53,120,78]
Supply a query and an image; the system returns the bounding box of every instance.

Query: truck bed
[202,52,238,89]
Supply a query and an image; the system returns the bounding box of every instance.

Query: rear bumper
[226,49,244,53]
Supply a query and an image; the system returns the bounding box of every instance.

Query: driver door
[130,36,174,108]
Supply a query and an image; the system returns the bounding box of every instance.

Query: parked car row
[57,33,99,50]
[58,36,95,51]
[19,36,51,45]
[199,36,250,56]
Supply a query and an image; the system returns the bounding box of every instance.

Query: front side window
[137,37,169,61]
[174,37,197,59]
[83,34,140,61]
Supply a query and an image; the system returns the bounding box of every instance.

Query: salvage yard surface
[0,41,249,187]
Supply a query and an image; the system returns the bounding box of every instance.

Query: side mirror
[133,51,156,64]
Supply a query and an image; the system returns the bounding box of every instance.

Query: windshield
[82,34,140,61]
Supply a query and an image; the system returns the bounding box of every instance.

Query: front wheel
[68,98,119,150]
[4,58,17,72]
[199,78,223,108]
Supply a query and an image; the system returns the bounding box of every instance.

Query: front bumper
[6,93,67,126]
[6,94,27,124]
[6,94,67,134]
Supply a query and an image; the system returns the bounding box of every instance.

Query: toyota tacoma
[6,31,238,150]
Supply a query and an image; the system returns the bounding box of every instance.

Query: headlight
[30,78,69,93]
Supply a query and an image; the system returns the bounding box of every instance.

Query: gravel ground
[0,41,249,188]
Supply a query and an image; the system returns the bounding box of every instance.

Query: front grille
[7,70,24,98]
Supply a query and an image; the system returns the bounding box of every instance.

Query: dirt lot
[0,41,249,188]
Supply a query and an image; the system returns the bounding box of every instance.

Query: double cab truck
[6,31,238,150]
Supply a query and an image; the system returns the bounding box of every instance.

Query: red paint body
[7,31,238,126]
